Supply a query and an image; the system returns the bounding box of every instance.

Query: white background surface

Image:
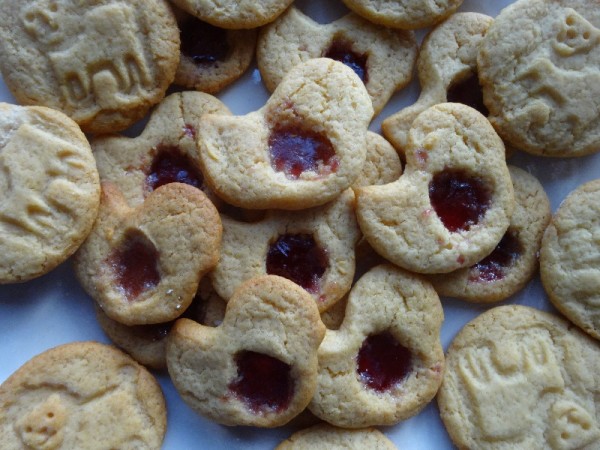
[1,0,599,448]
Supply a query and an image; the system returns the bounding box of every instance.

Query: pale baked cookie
[0,341,166,450]
[356,103,514,274]
[166,275,326,427]
[74,182,221,326]
[0,103,100,283]
[477,0,600,157]
[357,132,403,188]
[541,179,600,340]
[0,0,180,134]
[257,7,417,116]
[198,58,373,210]
[438,305,600,450]
[428,166,551,303]
[211,189,360,313]
[276,423,396,450]
[309,264,444,428]
[382,12,493,153]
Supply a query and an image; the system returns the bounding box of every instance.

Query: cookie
[0,341,166,450]
[308,264,444,428]
[541,179,600,340]
[0,0,180,134]
[357,132,403,187]
[257,7,417,116]
[477,0,600,157]
[166,275,326,427]
[356,102,514,274]
[276,423,396,450]
[0,102,100,283]
[428,166,551,303]
[438,305,600,449]
[198,58,373,210]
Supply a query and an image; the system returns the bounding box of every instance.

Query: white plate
[1,1,599,448]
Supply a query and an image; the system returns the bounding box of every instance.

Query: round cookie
[0,341,166,450]
[438,305,600,450]
[0,0,180,134]
[477,0,600,157]
[356,132,403,188]
[541,179,600,340]
[276,424,396,450]
[0,102,100,283]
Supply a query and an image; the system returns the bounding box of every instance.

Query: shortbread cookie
[74,182,221,325]
[0,341,166,450]
[0,0,180,134]
[257,7,417,116]
[211,189,360,313]
[541,179,600,340]
[276,424,396,450]
[0,103,100,283]
[383,12,493,152]
[438,305,600,450]
[429,166,551,303]
[198,58,373,210]
[477,0,600,157]
[356,103,514,274]
[356,132,403,188]
[309,264,444,428]
[166,275,326,427]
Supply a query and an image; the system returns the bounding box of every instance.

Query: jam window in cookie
[469,229,522,283]
[180,17,230,65]
[447,72,489,116]
[323,37,368,84]
[146,145,203,191]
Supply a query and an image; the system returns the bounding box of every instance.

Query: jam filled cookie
[0,103,100,283]
[438,305,600,450]
[0,341,166,450]
[428,166,551,303]
[477,0,600,157]
[257,7,417,116]
[0,0,180,134]
[276,423,396,450]
[541,179,600,340]
[356,103,514,274]
[198,58,373,210]
[166,275,326,427]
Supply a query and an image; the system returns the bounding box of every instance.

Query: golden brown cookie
[276,423,396,450]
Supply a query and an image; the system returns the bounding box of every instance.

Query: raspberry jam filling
[268,125,338,179]
[229,351,293,414]
[266,234,328,293]
[429,169,491,232]
[357,332,412,392]
[180,17,229,65]
[146,145,203,191]
[469,229,522,282]
[324,39,368,83]
[447,73,489,116]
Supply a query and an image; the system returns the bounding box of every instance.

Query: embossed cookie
[0,341,166,450]
[198,58,373,210]
[0,103,100,283]
[438,305,600,449]
[257,7,417,116]
[541,179,600,340]
[356,103,514,274]
[477,0,600,157]
[0,0,180,134]
[309,264,444,428]
[276,423,396,450]
[428,166,551,303]
[74,182,222,326]
[166,275,326,427]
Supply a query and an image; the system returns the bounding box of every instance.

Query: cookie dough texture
[0,0,180,134]
[276,424,396,450]
[541,179,600,340]
[438,305,600,450]
[0,103,100,283]
[477,0,600,157]
[0,341,166,450]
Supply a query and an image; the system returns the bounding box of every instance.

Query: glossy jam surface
[429,169,491,232]
[180,17,229,65]
[324,39,368,83]
[266,234,328,293]
[146,146,203,191]
[229,351,293,414]
[268,125,337,179]
[357,332,412,392]
[469,230,522,282]
[447,73,489,116]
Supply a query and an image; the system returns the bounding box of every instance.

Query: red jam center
[268,125,337,179]
[447,73,489,116]
[146,146,203,191]
[357,332,412,392]
[265,234,328,293]
[324,39,368,83]
[229,351,293,414]
[180,17,229,65]
[429,169,491,232]
[469,230,522,282]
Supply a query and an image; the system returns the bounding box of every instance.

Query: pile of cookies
[0,0,599,449]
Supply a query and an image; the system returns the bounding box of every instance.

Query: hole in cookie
[468,229,522,282]
[180,16,230,65]
[357,331,412,392]
[429,168,491,232]
[146,145,203,191]
[229,351,293,414]
[47,412,54,419]
[266,234,328,294]
[447,73,488,116]
[323,37,368,84]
